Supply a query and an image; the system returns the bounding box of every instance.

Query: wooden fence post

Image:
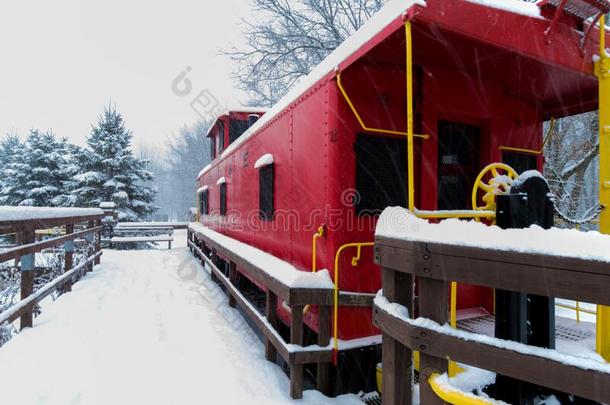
[317,304,332,395]
[86,220,94,272]
[265,290,278,362]
[94,219,101,265]
[381,268,413,405]
[64,224,74,293]
[418,277,448,405]
[228,261,237,308]
[290,304,305,399]
[20,229,35,330]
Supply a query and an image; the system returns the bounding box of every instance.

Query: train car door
[437,121,480,210]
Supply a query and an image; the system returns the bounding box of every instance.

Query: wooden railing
[188,225,333,399]
[372,235,610,405]
[0,209,104,331]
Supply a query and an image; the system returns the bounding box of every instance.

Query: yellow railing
[332,242,375,350]
[498,117,556,155]
[429,373,497,405]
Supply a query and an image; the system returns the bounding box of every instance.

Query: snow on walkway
[0,231,362,405]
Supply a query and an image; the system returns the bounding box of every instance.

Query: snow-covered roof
[197,164,211,180]
[254,154,274,169]
[464,0,541,18]
[0,206,103,222]
[216,177,226,185]
[376,207,610,263]
[204,107,269,138]
[189,222,334,289]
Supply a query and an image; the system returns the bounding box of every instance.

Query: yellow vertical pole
[405,21,415,212]
[448,282,458,377]
[597,15,610,362]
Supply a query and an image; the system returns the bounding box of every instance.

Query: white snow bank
[464,0,541,18]
[189,222,334,289]
[216,177,226,185]
[254,153,274,169]
[0,231,359,405]
[0,206,103,222]
[197,185,209,193]
[374,295,610,374]
[376,207,610,263]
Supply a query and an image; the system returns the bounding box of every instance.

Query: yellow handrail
[498,118,556,155]
[429,373,498,405]
[311,225,325,273]
[303,226,326,315]
[335,73,429,141]
[333,242,375,350]
[405,20,416,211]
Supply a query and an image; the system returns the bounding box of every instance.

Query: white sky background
[0,0,251,151]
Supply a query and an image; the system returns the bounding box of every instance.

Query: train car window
[210,136,216,160]
[503,151,537,174]
[437,122,480,210]
[354,133,408,215]
[259,164,274,221]
[200,189,209,215]
[219,183,227,216]
[229,119,250,144]
[217,122,225,153]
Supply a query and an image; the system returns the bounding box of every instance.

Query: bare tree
[544,112,600,229]
[226,0,386,106]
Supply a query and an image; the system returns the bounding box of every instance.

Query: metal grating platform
[457,315,593,342]
[545,0,610,20]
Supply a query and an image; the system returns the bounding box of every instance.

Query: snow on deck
[377,207,610,263]
[0,231,360,405]
[0,206,103,222]
[190,223,334,289]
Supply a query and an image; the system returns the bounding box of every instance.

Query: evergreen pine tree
[0,134,28,205]
[71,106,156,220]
[19,130,70,206]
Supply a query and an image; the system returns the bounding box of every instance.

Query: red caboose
[196,0,610,393]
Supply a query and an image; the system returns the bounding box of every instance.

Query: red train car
[196,0,609,392]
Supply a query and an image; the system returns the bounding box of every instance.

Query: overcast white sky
[0,0,251,152]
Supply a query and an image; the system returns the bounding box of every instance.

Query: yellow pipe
[556,302,596,316]
[597,15,610,362]
[429,373,497,405]
[448,282,458,377]
[336,73,428,140]
[304,226,326,315]
[311,226,325,273]
[498,118,556,155]
[405,20,416,211]
[576,301,581,323]
[333,242,375,350]
[415,210,496,220]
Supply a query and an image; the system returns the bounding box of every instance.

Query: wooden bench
[110,235,173,249]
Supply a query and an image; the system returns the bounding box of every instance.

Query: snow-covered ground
[0,230,362,405]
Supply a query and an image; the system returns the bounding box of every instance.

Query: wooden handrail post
[265,290,278,362]
[20,229,35,330]
[317,304,332,395]
[290,304,305,399]
[64,224,74,293]
[94,219,102,265]
[380,268,413,405]
[228,261,237,308]
[418,277,448,405]
[86,220,95,272]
